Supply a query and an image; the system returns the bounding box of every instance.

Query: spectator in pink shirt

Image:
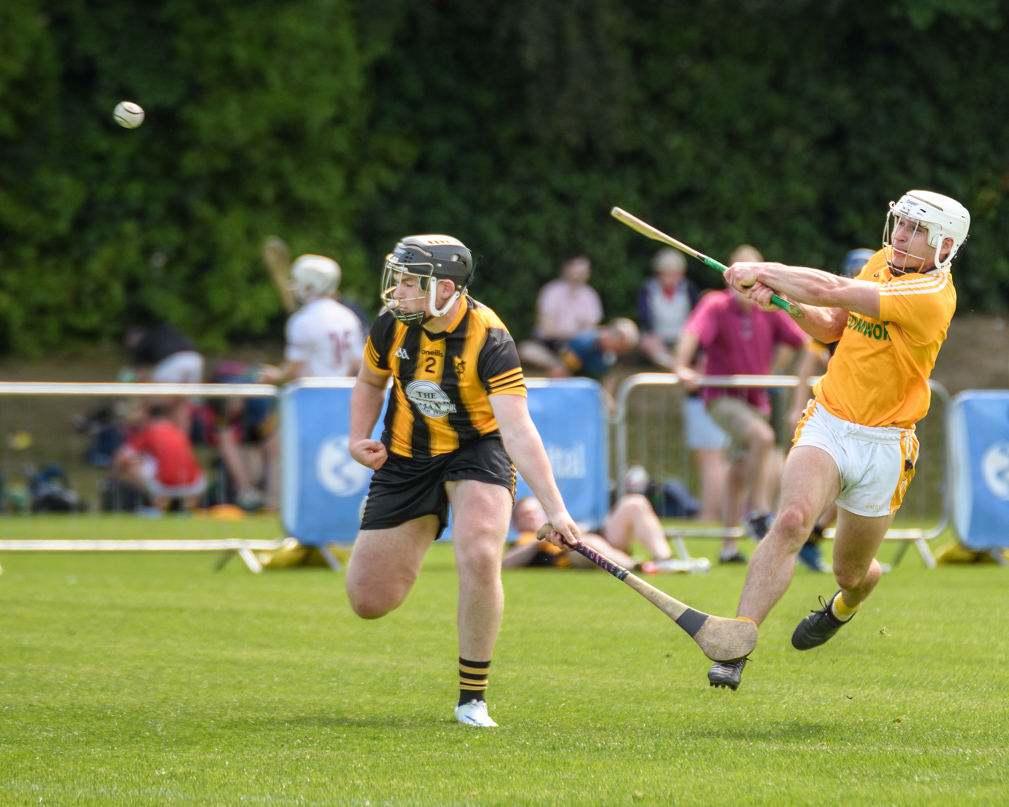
[674,246,805,564]
[529,254,603,349]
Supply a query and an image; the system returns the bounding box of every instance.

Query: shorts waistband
[813,402,910,443]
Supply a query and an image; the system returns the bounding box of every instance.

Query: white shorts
[684,396,730,451]
[137,454,207,499]
[151,351,204,384]
[794,401,918,517]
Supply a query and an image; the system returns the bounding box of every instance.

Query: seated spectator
[638,248,700,369]
[503,495,705,574]
[111,403,206,511]
[530,254,603,350]
[622,464,700,520]
[520,318,639,378]
[124,321,204,438]
[519,318,639,410]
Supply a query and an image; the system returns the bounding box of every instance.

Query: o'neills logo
[405,380,457,418]
[847,313,890,342]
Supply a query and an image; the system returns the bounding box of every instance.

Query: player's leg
[447,479,512,661]
[709,445,840,691]
[831,507,892,603]
[446,478,512,727]
[736,445,840,626]
[792,426,914,649]
[345,516,439,619]
[790,508,891,650]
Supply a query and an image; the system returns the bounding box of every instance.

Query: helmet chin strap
[425,279,462,320]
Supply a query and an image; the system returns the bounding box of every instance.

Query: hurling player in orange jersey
[707,191,969,691]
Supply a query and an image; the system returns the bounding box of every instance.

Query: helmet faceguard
[290,254,340,303]
[883,191,970,274]
[380,235,474,325]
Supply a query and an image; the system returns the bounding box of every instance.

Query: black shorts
[360,434,516,538]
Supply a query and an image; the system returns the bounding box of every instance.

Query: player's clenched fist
[723,262,759,292]
[350,438,388,470]
[536,517,580,550]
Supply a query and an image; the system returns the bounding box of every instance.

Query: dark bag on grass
[657,478,700,518]
[27,463,88,513]
[97,478,147,512]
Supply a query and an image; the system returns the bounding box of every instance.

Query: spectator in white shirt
[637,248,700,369]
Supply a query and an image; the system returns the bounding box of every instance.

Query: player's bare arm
[489,393,581,548]
[349,364,390,470]
[728,263,879,338]
[346,354,363,378]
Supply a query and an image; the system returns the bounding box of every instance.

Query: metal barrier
[0,376,952,570]
[0,382,287,570]
[613,373,950,568]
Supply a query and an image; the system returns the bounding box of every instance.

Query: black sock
[458,657,491,706]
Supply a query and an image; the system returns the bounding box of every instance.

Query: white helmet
[883,190,970,272]
[290,254,340,303]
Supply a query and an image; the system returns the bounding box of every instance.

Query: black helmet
[381,235,474,325]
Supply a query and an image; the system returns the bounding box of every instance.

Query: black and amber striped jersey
[364,295,526,458]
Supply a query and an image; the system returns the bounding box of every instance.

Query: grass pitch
[0,529,1006,806]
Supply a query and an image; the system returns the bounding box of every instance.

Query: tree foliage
[0,0,1006,354]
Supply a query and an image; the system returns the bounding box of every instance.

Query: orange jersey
[814,251,956,428]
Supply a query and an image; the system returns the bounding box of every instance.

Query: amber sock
[830,592,859,622]
[458,658,491,706]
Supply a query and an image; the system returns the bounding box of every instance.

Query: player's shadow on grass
[685,721,833,742]
[249,713,439,730]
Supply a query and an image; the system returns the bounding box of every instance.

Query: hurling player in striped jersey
[346,235,580,727]
[709,191,969,691]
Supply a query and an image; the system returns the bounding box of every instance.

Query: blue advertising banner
[949,390,1009,550]
[515,378,609,531]
[279,377,609,546]
[279,379,371,546]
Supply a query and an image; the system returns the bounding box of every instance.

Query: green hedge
[1,0,1006,354]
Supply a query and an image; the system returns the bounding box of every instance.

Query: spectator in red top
[113,404,206,511]
[674,245,805,564]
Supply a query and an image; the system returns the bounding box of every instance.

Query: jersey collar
[423,294,469,337]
